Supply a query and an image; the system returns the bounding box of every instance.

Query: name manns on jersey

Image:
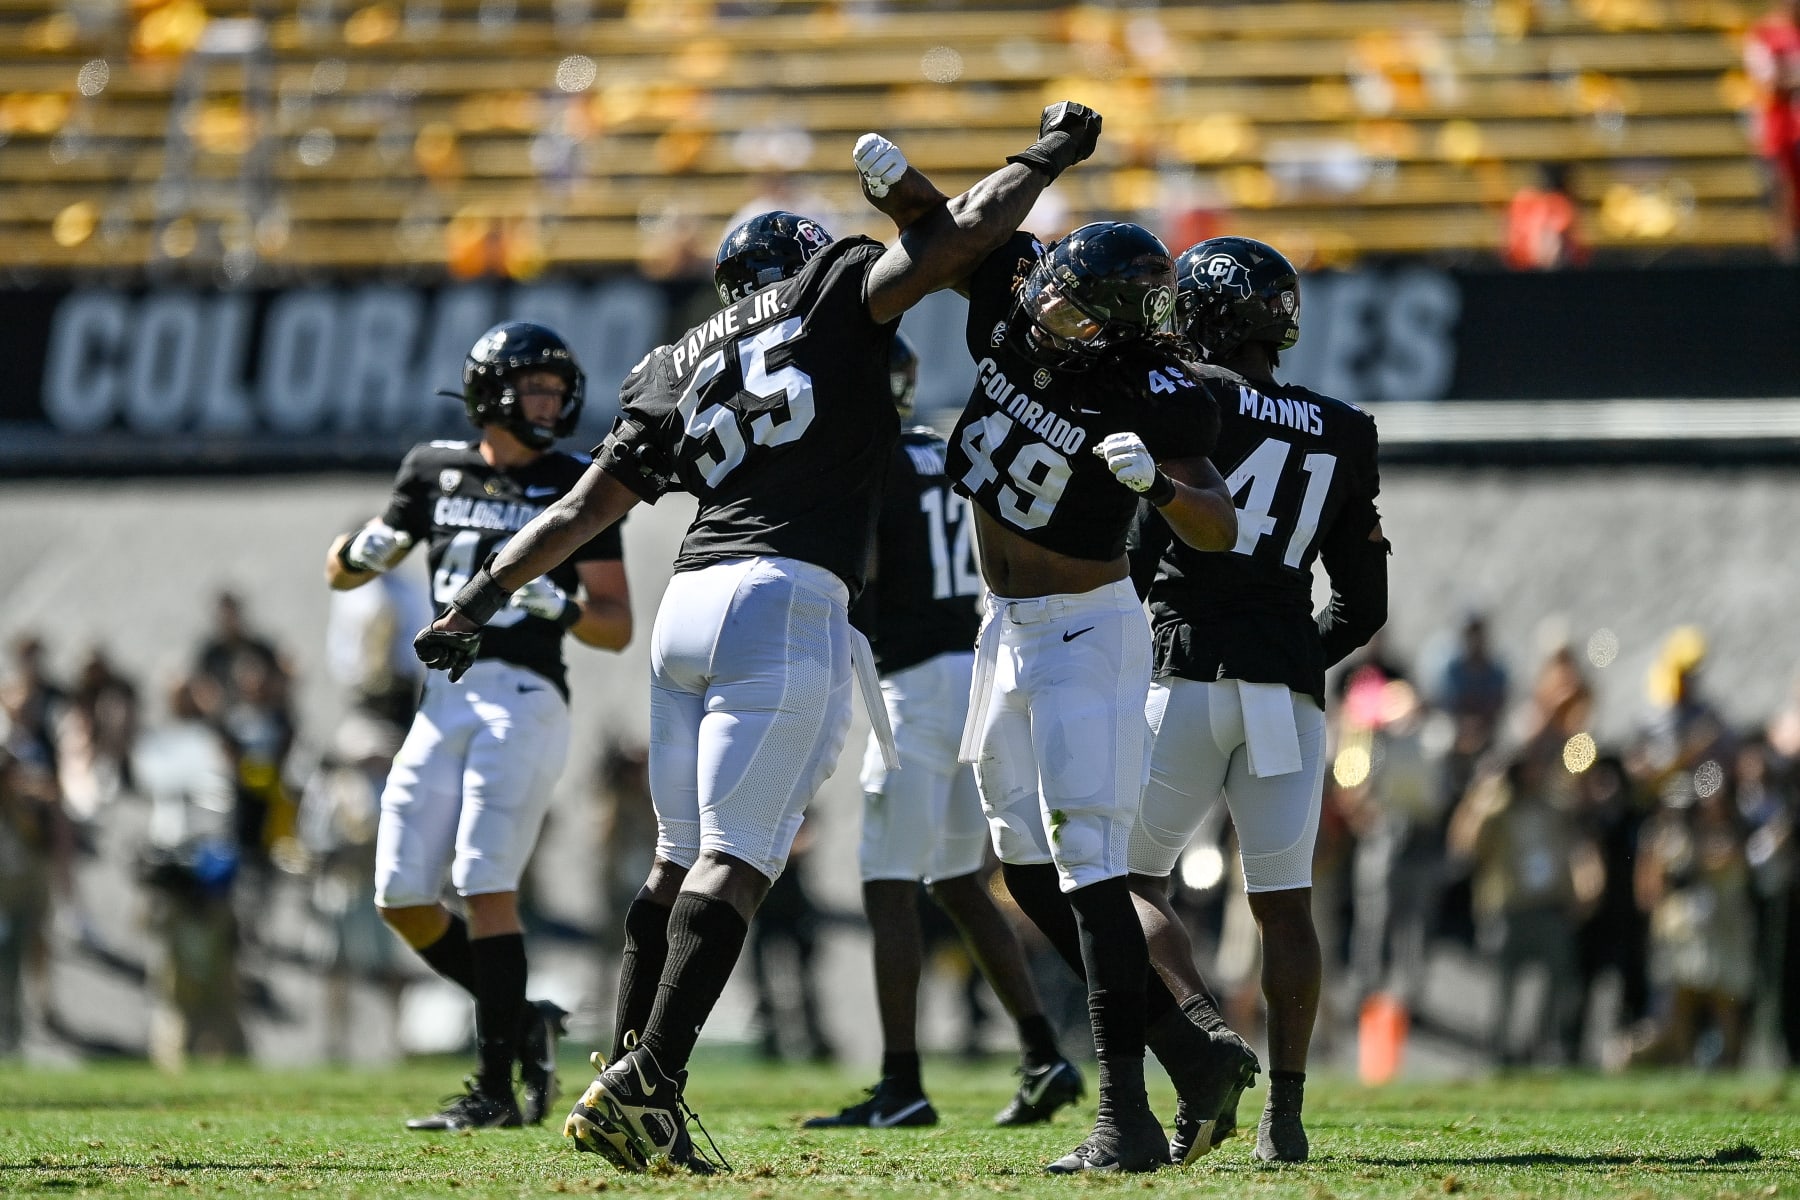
[947,233,1221,562]
[595,236,899,594]
[383,441,623,695]
[852,429,983,674]
[1130,377,1381,706]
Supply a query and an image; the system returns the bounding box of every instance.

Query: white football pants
[961,578,1152,893]
[374,658,570,907]
[649,556,854,882]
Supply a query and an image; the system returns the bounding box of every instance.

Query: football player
[804,333,1083,1132]
[1127,237,1389,1163]
[325,322,633,1131]
[411,102,1106,1174]
[860,145,1256,1174]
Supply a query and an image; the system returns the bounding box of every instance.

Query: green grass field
[1,1053,1795,1198]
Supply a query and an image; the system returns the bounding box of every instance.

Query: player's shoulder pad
[1289,384,1379,435]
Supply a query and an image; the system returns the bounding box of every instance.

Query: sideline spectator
[1449,750,1593,1065]
[133,678,247,1071]
[0,750,71,1056]
[1,635,66,771]
[1433,613,1509,807]
[55,648,139,823]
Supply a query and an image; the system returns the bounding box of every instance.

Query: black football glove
[414,622,482,682]
[1006,101,1102,183]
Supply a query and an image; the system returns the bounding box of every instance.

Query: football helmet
[462,321,585,449]
[1013,222,1175,370]
[713,211,834,305]
[1173,237,1300,362]
[888,331,919,418]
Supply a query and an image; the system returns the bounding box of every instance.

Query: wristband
[450,566,510,626]
[335,537,363,572]
[1143,471,1178,508]
[554,595,582,632]
[1006,138,1069,182]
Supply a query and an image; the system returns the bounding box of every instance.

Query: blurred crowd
[4,599,1798,1074]
[1173,616,1800,1073]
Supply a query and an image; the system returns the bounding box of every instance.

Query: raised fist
[854,133,908,199]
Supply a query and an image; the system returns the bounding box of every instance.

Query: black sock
[1001,862,1084,974]
[1000,862,1181,1025]
[1180,991,1228,1035]
[639,893,749,1074]
[614,892,673,1060]
[417,914,476,995]
[1017,1014,1062,1069]
[1066,877,1149,1118]
[1268,1069,1305,1114]
[469,932,527,1098]
[881,1050,923,1096]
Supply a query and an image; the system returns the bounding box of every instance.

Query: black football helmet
[1013,222,1176,370]
[714,210,835,305]
[462,321,585,449]
[1174,236,1300,362]
[888,331,918,419]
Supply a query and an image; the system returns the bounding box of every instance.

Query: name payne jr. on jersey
[668,288,787,377]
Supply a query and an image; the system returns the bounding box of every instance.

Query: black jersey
[1128,377,1382,707]
[851,428,983,674]
[595,236,898,595]
[945,232,1220,563]
[382,439,622,696]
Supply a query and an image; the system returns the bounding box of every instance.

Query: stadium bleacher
[0,0,1767,273]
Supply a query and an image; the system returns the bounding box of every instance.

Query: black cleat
[562,1041,720,1173]
[1044,1112,1169,1174]
[1253,1085,1308,1164]
[803,1078,938,1128]
[994,1057,1085,1126]
[518,999,569,1126]
[405,1079,523,1132]
[1166,1026,1260,1165]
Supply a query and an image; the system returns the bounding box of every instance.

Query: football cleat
[404,1078,522,1132]
[994,1058,1085,1126]
[518,999,569,1126]
[563,1040,729,1174]
[1167,1026,1261,1165]
[1044,1112,1169,1174]
[1253,1086,1308,1164]
[803,1078,938,1129]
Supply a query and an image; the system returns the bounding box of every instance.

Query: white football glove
[343,521,410,572]
[509,575,574,624]
[1093,432,1160,493]
[854,133,908,199]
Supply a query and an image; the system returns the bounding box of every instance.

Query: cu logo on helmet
[795,221,830,256]
[1143,285,1174,327]
[1203,254,1252,298]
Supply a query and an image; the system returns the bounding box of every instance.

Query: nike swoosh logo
[518,684,544,694]
[869,1098,931,1128]
[629,1055,659,1097]
[1062,627,1095,643]
[1022,1065,1062,1106]
[524,486,559,498]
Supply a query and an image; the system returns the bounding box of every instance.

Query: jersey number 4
[677,317,815,487]
[433,530,527,628]
[1225,437,1337,567]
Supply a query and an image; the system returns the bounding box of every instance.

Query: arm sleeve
[1316,417,1388,668]
[1125,499,1173,602]
[379,448,431,540]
